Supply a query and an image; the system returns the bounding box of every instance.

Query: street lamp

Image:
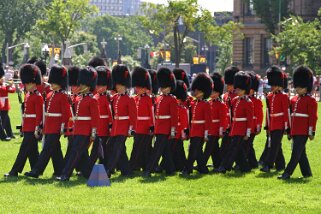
[6,42,30,65]
[114,35,122,64]
[100,39,107,58]
[143,44,151,69]
[41,44,50,66]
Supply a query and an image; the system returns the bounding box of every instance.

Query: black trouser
[204,136,221,169]
[184,137,208,173]
[284,136,312,176]
[264,130,285,170]
[0,112,7,140]
[89,136,109,169]
[220,136,250,172]
[171,139,186,171]
[220,132,231,161]
[1,110,13,138]
[130,134,152,171]
[32,134,64,176]
[105,135,131,175]
[9,132,39,174]
[145,134,175,174]
[245,134,258,168]
[259,136,269,164]
[61,135,91,178]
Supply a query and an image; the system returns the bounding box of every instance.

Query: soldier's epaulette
[170,94,176,99]
[34,90,41,96]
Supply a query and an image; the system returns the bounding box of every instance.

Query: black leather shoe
[1,137,11,141]
[10,135,16,139]
[260,165,270,173]
[277,173,290,180]
[56,175,69,181]
[214,166,226,174]
[24,171,39,178]
[142,171,151,177]
[4,172,18,178]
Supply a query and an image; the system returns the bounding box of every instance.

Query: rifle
[264,92,271,148]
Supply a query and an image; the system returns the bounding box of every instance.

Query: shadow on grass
[255,171,280,178]
[281,177,311,184]
[222,171,248,178]
[138,173,167,183]
[179,173,206,180]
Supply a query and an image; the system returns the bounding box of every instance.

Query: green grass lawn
[1,94,321,213]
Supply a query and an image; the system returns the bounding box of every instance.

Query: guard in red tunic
[143,68,177,177]
[34,60,51,96]
[173,68,193,108]
[105,64,137,178]
[278,66,318,179]
[260,66,288,172]
[216,71,253,173]
[182,73,213,175]
[57,67,100,181]
[5,64,43,177]
[0,64,16,140]
[204,72,228,170]
[25,65,71,178]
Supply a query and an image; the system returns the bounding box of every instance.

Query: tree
[140,0,216,67]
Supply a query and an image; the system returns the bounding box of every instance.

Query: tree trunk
[1,33,13,65]
[173,25,180,68]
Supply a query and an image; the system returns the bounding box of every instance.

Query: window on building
[244,37,254,67]
[263,38,272,66]
[246,0,256,16]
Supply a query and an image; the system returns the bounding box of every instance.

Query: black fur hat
[148,69,159,95]
[293,65,314,93]
[48,65,67,89]
[247,71,259,92]
[0,63,4,78]
[173,68,190,89]
[96,66,112,90]
[35,60,47,76]
[112,64,131,88]
[266,65,284,87]
[210,72,224,95]
[88,56,105,68]
[68,66,80,86]
[157,67,176,92]
[19,64,42,85]
[173,80,188,102]
[191,72,213,99]
[132,66,151,90]
[27,56,38,64]
[78,67,98,92]
[234,71,251,94]
[224,66,239,85]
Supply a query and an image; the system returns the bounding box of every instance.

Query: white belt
[191,120,205,124]
[212,119,220,123]
[73,116,92,121]
[233,118,247,122]
[253,116,257,119]
[156,115,171,119]
[0,97,8,99]
[270,113,284,117]
[291,113,309,118]
[45,113,62,117]
[137,116,151,120]
[23,114,36,118]
[114,116,129,120]
[100,115,109,119]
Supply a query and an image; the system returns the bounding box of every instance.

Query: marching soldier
[173,68,193,108]
[57,67,100,181]
[5,64,43,177]
[105,64,136,178]
[25,65,71,178]
[204,72,228,169]
[260,66,288,173]
[147,69,159,97]
[143,68,177,177]
[35,60,51,96]
[278,66,318,179]
[215,71,253,173]
[129,66,154,172]
[181,73,213,175]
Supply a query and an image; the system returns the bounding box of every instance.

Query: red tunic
[209,98,228,137]
[37,82,51,97]
[134,93,154,135]
[22,91,44,132]
[111,93,137,136]
[267,91,289,131]
[154,94,178,135]
[290,94,318,136]
[223,91,238,128]
[65,94,77,136]
[230,96,254,137]
[43,91,71,134]
[175,103,189,139]
[0,83,15,110]
[73,94,100,136]
[190,99,211,138]
[249,95,263,134]
[94,93,113,137]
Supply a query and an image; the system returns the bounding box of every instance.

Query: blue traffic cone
[87,164,111,187]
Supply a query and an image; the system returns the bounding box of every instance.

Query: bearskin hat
[19,64,42,85]
[173,80,188,102]
[132,66,151,90]
[48,65,67,89]
[234,71,251,94]
[173,68,190,89]
[157,67,176,92]
[266,65,284,87]
[210,72,224,95]
[68,66,80,86]
[27,56,38,64]
[88,56,105,68]
[96,66,112,90]
[224,66,239,85]
[293,65,314,93]
[112,64,131,88]
[148,69,159,95]
[78,67,98,92]
[247,71,259,92]
[35,60,47,76]
[0,63,4,78]
[191,72,213,99]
